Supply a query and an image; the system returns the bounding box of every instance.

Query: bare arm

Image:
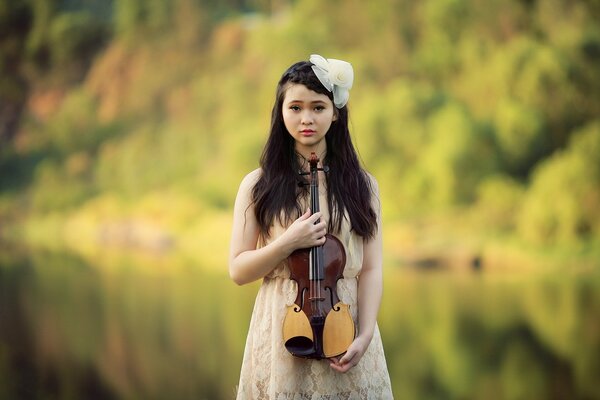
[229,169,328,285]
[330,177,383,372]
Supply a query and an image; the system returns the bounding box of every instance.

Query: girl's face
[282,83,337,156]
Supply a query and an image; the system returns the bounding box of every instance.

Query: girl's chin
[294,136,324,145]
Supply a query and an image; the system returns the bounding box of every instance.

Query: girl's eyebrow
[287,99,328,104]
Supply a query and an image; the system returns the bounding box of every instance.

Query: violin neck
[308,151,322,214]
[308,152,325,281]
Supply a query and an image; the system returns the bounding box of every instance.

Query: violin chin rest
[284,336,315,357]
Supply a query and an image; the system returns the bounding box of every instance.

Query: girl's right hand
[280,208,327,252]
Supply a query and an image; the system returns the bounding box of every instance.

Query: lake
[1,245,598,399]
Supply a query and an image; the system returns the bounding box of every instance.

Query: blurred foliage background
[1,0,599,259]
[0,0,599,399]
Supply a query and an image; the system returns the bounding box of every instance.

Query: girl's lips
[301,130,316,136]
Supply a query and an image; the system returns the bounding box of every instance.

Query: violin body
[282,153,356,359]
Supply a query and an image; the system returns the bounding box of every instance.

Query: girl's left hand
[328,335,371,373]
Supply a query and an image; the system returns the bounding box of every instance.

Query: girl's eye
[315,106,325,111]
[290,105,301,111]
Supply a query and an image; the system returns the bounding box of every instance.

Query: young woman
[229,55,393,399]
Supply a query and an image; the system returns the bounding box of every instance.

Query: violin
[282,152,355,359]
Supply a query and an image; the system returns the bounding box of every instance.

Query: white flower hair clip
[309,54,354,108]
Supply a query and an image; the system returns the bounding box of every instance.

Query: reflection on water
[0,246,599,399]
[381,269,600,400]
[0,247,257,400]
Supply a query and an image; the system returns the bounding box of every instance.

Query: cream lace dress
[235,187,393,399]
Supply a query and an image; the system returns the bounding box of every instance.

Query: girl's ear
[332,109,338,122]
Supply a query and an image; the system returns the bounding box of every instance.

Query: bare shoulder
[238,168,262,193]
[363,171,380,194]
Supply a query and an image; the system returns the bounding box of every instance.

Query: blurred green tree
[518,121,600,245]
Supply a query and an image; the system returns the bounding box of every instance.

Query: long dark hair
[251,61,377,239]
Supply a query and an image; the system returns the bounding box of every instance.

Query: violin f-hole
[325,286,341,311]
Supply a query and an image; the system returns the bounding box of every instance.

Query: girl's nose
[301,111,314,124]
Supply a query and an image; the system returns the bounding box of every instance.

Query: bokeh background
[1,0,599,399]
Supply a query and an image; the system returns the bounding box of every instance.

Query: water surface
[1,247,598,399]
